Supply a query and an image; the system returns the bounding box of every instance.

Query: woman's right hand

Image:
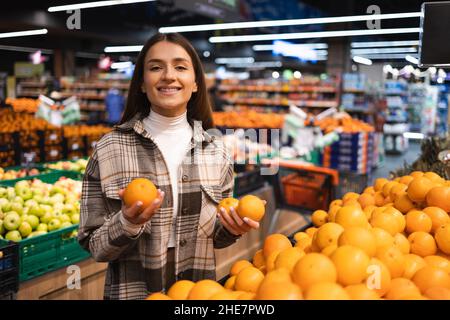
[118,189,165,225]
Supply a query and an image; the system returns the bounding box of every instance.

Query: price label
[72,143,79,150]
[50,134,57,141]
[50,150,58,157]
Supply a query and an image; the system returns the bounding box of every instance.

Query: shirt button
[179,239,187,247]
[182,174,189,182]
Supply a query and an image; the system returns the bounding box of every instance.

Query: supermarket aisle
[371,140,422,182]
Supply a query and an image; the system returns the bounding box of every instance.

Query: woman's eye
[176,66,188,71]
[149,66,162,71]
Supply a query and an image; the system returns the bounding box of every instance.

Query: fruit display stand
[0,241,19,299]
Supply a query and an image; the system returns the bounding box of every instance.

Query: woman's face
[142,41,198,117]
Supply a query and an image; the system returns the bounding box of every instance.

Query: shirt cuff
[120,213,145,237]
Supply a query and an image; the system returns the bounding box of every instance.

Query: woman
[78,33,260,300]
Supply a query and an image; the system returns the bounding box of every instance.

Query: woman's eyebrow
[146,57,190,64]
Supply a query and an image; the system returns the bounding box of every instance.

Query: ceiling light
[351,40,420,48]
[0,29,48,39]
[111,61,133,69]
[215,57,255,64]
[294,71,302,79]
[253,43,329,51]
[104,45,143,53]
[354,54,419,60]
[403,132,424,139]
[272,71,280,79]
[48,0,154,12]
[203,51,210,58]
[353,56,372,65]
[405,55,419,64]
[351,47,417,55]
[160,12,421,33]
[227,61,283,68]
[0,45,53,54]
[209,28,421,43]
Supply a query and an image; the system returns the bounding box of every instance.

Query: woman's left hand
[217,201,265,236]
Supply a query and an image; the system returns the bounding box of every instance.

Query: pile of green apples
[46,159,88,175]
[0,177,82,242]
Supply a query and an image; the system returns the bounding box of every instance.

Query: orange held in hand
[123,178,157,210]
[217,197,239,214]
[237,195,265,222]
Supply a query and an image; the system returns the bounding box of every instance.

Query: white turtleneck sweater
[121,110,193,248]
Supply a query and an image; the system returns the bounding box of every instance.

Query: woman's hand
[217,201,266,236]
[118,189,165,225]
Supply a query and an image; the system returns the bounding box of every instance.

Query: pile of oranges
[307,114,375,134]
[5,98,40,113]
[146,170,450,300]
[213,111,285,129]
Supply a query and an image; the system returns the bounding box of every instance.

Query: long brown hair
[120,32,214,130]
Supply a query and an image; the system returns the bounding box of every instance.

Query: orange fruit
[407,177,435,203]
[274,247,305,272]
[331,245,371,286]
[394,233,410,255]
[217,197,239,215]
[384,207,406,233]
[238,292,256,300]
[311,210,328,227]
[426,186,450,213]
[371,228,395,252]
[188,280,224,300]
[329,199,343,209]
[167,280,195,300]
[363,186,375,195]
[293,232,309,243]
[328,205,341,222]
[234,266,264,293]
[262,268,292,284]
[412,266,450,293]
[335,206,368,229]
[292,253,337,291]
[229,291,246,299]
[374,178,389,192]
[345,284,380,300]
[423,207,450,234]
[408,231,437,257]
[252,249,265,268]
[364,205,377,220]
[383,181,399,198]
[424,255,450,274]
[424,287,450,300]
[338,227,377,257]
[374,192,385,207]
[367,258,392,297]
[224,276,236,290]
[230,260,253,276]
[376,245,406,278]
[305,282,350,300]
[314,222,344,251]
[406,210,433,234]
[410,171,424,179]
[256,281,303,300]
[403,254,427,279]
[394,193,416,214]
[209,290,235,300]
[358,193,376,209]
[295,236,312,251]
[265,250,281,272]
[423,171,445,184]
[385,278,421,300]
[435,223,450,254]
[342,199,362,209]
[123,178,157,211]
[237,195,265,222]
[263,234,292,258]
[321,245,338,257]
[145,292,172,300]
[390,184,408,201]
[370,211,399,236]
[305,227,318,238]
[342,192,360,202]
[400,175,414,185]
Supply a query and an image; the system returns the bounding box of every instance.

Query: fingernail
[217,213,221,218]
[154,199,161,205]
[243,217,249,223]
[137,201,143,206]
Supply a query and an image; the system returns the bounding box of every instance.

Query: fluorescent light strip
[404,132,424,139]
[0,45,53,54]
[48,0,154,12]
[160,12,421,33]
[353,56,373,65]
[253,43,328,51]
[209,28,422,43]
[351,47,417,55]
[215,57,255,64]
[104,45,143,53]
[351,40,420,48]
[227,61,283,68]
[354,54,418,60]
[111,61,133,69]
[0,29,48,39]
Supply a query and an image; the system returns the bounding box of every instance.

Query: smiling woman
[78,32,261,300]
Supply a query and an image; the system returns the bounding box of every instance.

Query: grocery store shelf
[219,85,337,93]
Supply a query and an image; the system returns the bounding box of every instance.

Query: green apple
[5,230,22,242]
[23,206,29,215]
[1,200,11,213]
[41,196,52,205]
[71,213,80,224]
[24,199,38,208]
[25,215,40,230]
[15,187,32,201]
[19,221,32,237]
[0,187,6,197]
[15,180,29,189]
[40,211,53,224]
[10,202,23,215]
[0,220,5,235]
[53,203,64,212]
[58,214,71,224]
[65,194,78,205]
[36,223,48,232]
[28,205,45,218]
[49,194,65,205]
[40,204,53,214]
[60,221,72,229]
[48,219,61,231]
[3,212,21,231]
[32,195,44,204]
[50,186,66,196]
[32,188,44,197]
[27,230,47,238]
[6,187,16,200]
[62,204,77,215]
[13,196,24,205]
[0,234,3,239]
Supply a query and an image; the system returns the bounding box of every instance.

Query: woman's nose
[162,66,176,80]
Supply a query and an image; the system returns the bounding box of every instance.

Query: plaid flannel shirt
[78,113,239,300]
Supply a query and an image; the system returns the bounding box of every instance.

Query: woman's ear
[141,84,146,93]
[193,83,198,93]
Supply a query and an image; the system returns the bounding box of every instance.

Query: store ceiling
[0,0,428,64]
